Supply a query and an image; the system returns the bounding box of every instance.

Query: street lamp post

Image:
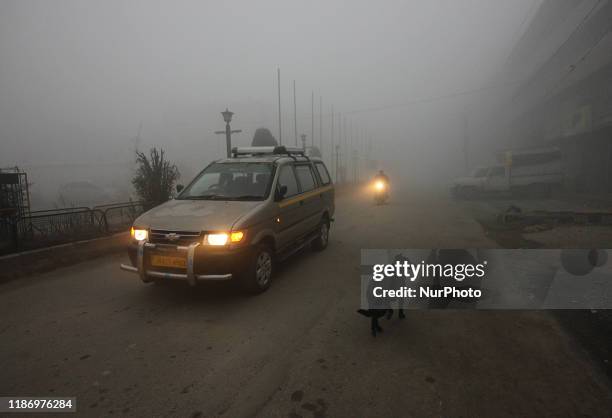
[215,108,241,158]
[352,149,358,183]
[335,145,340,183]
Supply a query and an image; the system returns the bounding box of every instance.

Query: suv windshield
[177,162,273,201]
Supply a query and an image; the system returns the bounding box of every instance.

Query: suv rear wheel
[241,244,273,294]
[312,217,330,251]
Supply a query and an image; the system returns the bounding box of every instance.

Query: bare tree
[132,147,180,206]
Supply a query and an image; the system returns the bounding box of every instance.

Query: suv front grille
[149,229,202,245]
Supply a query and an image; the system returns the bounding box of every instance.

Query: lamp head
[221,108,234,123]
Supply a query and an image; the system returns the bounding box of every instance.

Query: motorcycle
[373,180,389,205]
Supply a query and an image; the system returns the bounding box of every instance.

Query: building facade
[500,0,612,194]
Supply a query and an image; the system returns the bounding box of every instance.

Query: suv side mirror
[275,185,287,201]
[176,184,184,193]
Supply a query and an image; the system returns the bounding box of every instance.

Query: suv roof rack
[273,146,308,158]
[231,146,310,160]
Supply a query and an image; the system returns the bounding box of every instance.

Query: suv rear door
[275,163,302,251]
[314,161,334,217]
[294,163,323,237]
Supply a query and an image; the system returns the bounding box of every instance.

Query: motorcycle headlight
[375,181,385,191]
[131,227,148,241]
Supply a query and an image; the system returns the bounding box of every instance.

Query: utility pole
[301,134,307,151]
[367,136,372,169]
[330,105,334,176]
[337,112,342,181]
[352,149,358,183]
[215,109,241,158]
[293,80,298,147]
[359,128,365,155]
[311,91,314,147]
[343,116,347,175]
[463,113,469,174]
[349,119,353,182]
[319,96,323,153]
[335,145,340,183]
[350,119,353,151]
[277,68,282,145]
[337,112,341,151]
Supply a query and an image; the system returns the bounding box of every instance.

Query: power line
[502,0,542,68]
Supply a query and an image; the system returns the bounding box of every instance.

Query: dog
[357,308,405,337]
[358,253,408,337]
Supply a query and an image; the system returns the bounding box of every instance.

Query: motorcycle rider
[374,170,390,188]
[373,170,390,204]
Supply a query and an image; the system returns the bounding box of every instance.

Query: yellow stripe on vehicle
[278,185,334,208]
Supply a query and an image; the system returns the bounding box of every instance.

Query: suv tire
[312,217,330,251]
[241,244,274,294]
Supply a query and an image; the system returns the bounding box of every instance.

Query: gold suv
[121,146,335,293]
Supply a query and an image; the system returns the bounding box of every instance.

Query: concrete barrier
[0,232,129,283]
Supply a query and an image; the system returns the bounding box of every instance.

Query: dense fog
[0,0,541,208]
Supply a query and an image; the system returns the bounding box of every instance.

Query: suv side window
[315,162,331,185]
[295,164,317,192]
[277,165,299,197]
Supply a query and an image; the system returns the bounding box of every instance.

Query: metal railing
[94,201,148,232]
[1,201,148,254]
[21,206,105,241]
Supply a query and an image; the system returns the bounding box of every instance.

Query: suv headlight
[131,227,148,241]
[205,231,245,246]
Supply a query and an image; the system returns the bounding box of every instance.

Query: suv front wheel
[240,244,274,294]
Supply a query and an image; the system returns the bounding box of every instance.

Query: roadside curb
[558,192,612,208]
[0,232,129,283]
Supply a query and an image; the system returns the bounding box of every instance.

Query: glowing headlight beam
[206,231,245,246]
[131,227,148,241]
[206,233,229,246]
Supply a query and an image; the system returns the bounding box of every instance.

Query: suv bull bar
[120,241,232,285]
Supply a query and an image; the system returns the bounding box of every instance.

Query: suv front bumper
[120,240,248,285]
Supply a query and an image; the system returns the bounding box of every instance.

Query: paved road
[1,187,611,417]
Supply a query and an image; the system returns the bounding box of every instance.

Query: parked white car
[452,147,564,198]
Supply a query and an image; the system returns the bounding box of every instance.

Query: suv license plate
[150,255,187,269]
